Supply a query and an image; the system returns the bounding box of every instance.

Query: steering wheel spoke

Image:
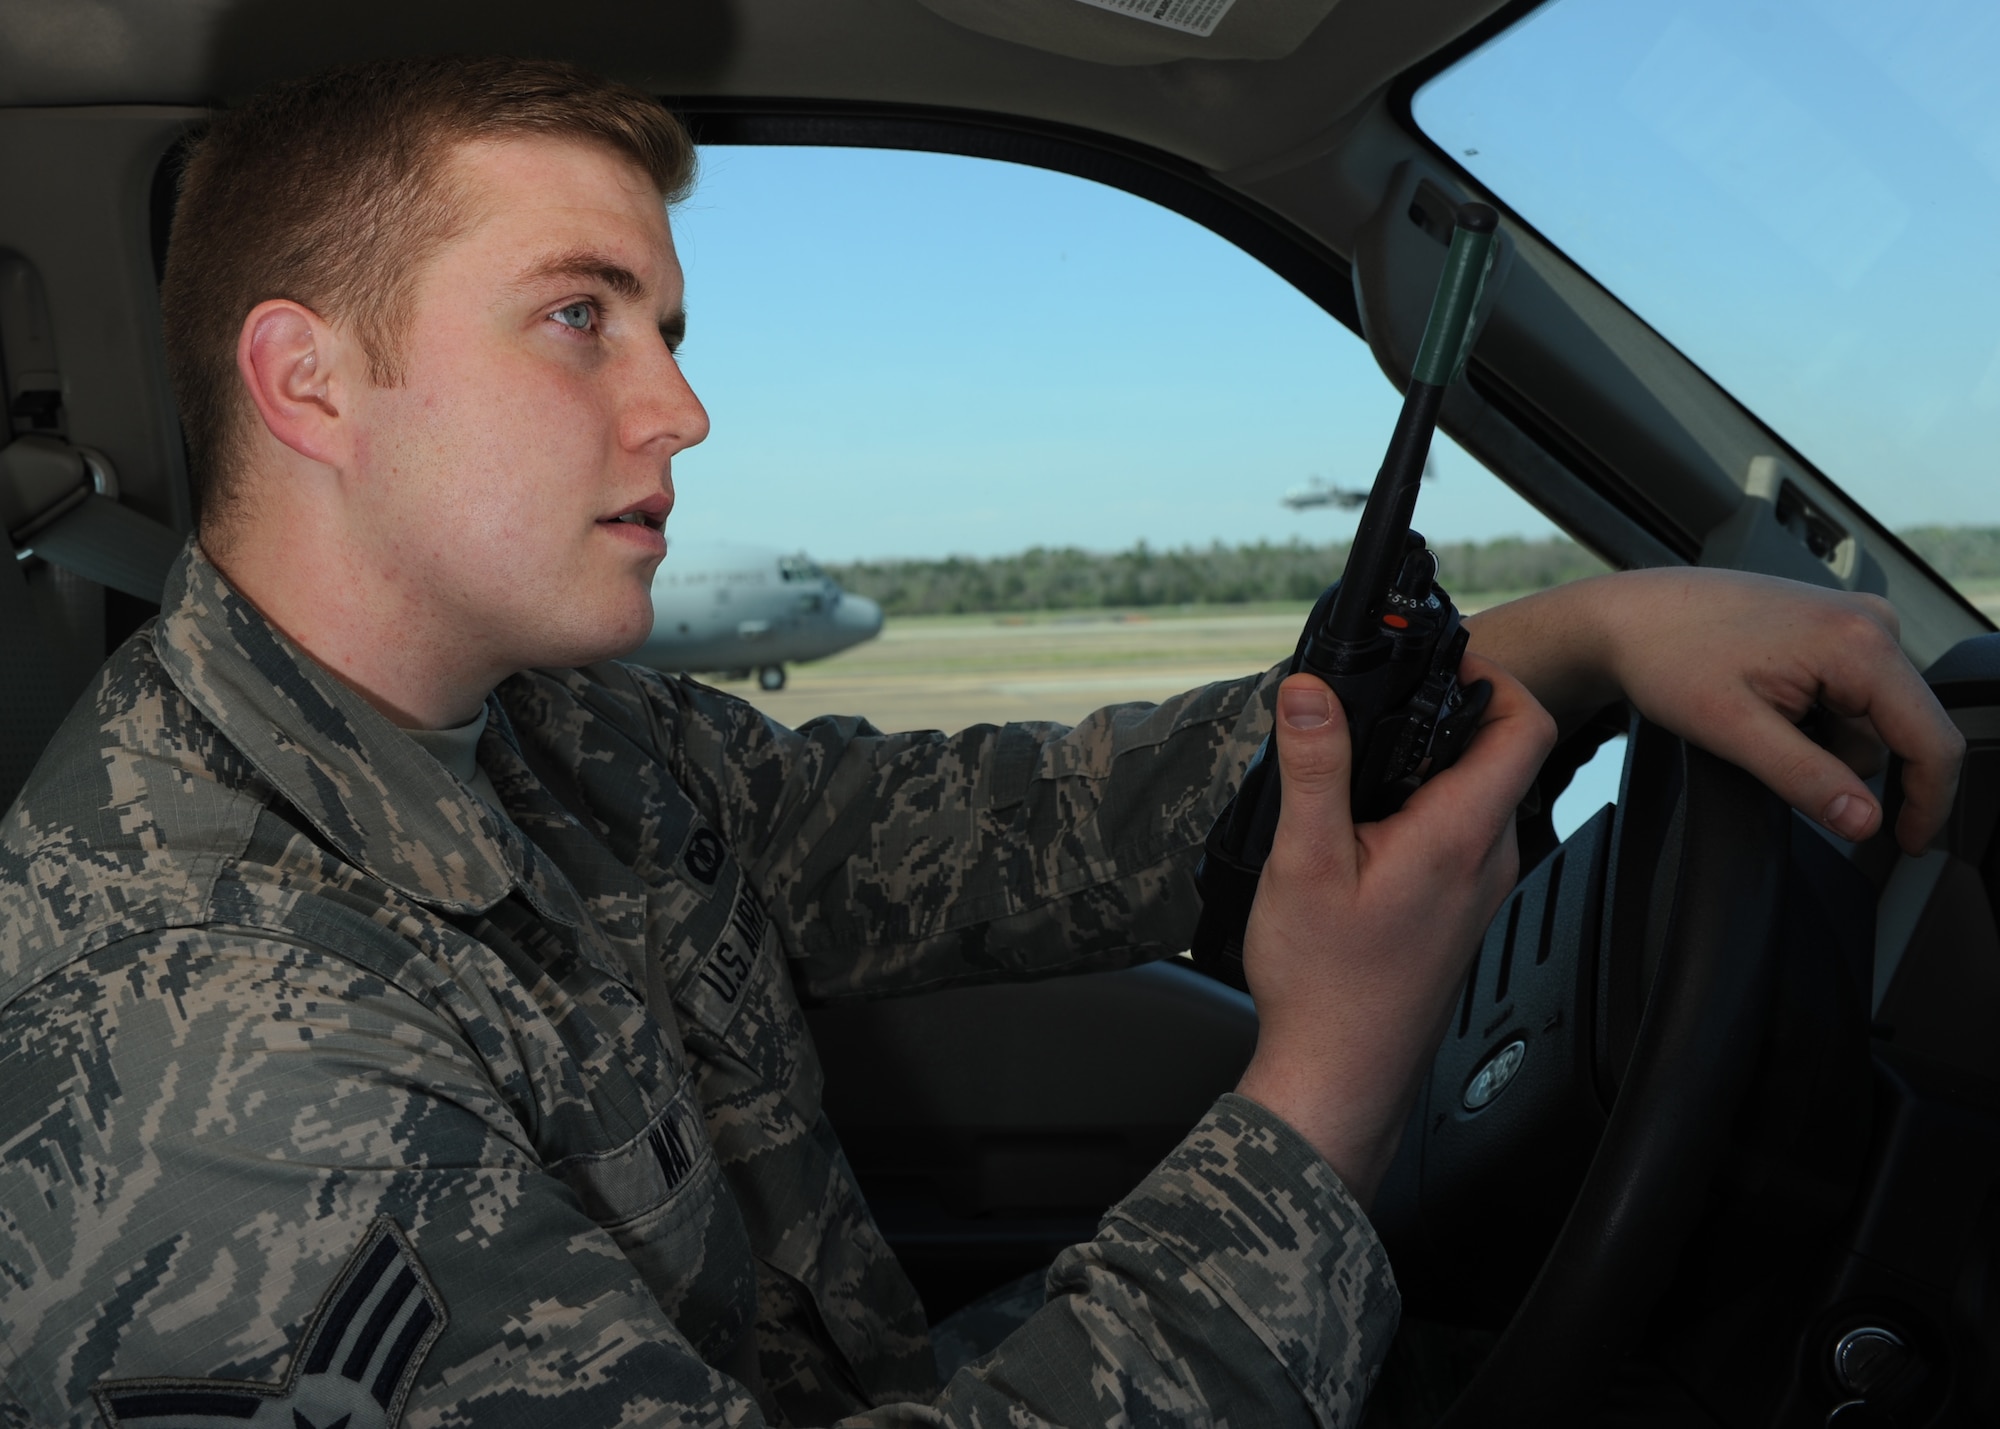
[1376,720,1797,1423]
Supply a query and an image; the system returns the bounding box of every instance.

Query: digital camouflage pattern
[0,542,1400,1425]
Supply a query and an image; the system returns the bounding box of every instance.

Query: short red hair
[159,55,696,542]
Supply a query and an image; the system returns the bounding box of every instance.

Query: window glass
[663,146,1576,731]
[1554,734,1626,841]
[1415,0,2000,550]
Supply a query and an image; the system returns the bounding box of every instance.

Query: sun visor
[915,0,1347,65]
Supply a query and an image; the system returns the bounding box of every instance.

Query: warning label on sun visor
[1071,0,1237,38]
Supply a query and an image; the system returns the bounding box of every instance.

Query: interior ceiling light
[915,0,1345,66]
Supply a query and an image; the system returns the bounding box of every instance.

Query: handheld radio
[1190,202,1502,990]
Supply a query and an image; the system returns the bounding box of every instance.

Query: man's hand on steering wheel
[1465,568,1966,855]
[1233,655,1556,1207]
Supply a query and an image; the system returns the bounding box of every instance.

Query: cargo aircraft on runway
[629,540,885,691]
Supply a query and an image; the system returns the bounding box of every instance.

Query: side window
[658,146,1594,742]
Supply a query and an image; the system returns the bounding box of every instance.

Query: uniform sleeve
[0,934,1396,1428]
[632,666,1282,1002]
[945,1094,1399,1429]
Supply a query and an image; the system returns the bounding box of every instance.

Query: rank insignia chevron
[92,1218,447,1429]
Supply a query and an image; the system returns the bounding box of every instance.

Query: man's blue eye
[552,302,593,331]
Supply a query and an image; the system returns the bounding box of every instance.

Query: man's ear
[235,299,347,468]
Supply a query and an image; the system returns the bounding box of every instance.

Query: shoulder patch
[682,826,727,885]
[93,1218,446,1429]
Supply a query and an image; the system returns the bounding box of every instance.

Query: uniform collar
[153,541,521,915]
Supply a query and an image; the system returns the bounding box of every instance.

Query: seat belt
[1,434,185,812]
[3,434,182,602]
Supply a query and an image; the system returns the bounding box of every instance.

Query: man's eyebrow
[510,249,648,301]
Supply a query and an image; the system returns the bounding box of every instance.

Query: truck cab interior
[2,0,1997,1423]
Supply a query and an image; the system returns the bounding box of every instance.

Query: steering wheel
[1370,717,1793,1423]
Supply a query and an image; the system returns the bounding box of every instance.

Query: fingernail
[1280,687,1331,730]
[1822,793,1865,838]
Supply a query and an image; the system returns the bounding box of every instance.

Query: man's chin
[577,624,655,669]
[514,601,655,673]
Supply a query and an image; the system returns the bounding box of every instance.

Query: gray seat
[1,434,182,812]
[0,541,76,813]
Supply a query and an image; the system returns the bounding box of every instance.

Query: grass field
[712,582,2000,734]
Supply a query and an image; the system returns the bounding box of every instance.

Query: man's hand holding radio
[1234,655,1555,1206]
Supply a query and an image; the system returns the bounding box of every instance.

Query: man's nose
[623,340,710,454]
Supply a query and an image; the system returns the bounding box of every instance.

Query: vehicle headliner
[0,0,1509,176]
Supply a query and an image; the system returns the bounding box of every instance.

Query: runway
[711,606,1304,732]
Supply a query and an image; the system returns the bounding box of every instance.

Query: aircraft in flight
[1280,478,1368,511]
[1283,455,1438,511]
[627,539,885,691]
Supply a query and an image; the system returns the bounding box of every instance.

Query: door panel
[807,960,1257,1317]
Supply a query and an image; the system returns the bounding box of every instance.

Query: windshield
[1415,0,2000,549]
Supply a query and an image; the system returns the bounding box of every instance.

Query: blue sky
[664,0,2000,565]
[665,146,1556,563]
[1415,0,2000,532]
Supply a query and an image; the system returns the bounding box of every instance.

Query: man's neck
[202,526,503,731]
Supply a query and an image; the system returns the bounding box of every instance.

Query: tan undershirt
[406,707,505,814]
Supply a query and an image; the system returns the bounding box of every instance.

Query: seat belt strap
[30,493,184,602]
[3,433,183,603]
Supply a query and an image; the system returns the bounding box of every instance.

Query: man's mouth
[602,497,670,532]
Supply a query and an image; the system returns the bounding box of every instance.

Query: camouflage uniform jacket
[0,544,1399,1427]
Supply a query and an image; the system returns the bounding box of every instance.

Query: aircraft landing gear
[757,665,787,692]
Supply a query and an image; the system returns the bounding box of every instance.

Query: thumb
[1270,674,1357,873]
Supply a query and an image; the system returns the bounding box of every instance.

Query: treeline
[1900,527,2000,583]
[827,527,2000,619]
[829,536,1612,617]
